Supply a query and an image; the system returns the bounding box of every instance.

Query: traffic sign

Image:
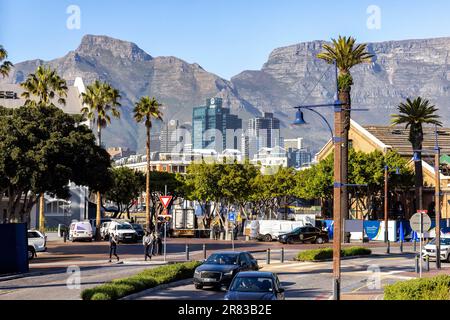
[228,212,236,223]
[159,196,173,209]
[410,212,432,233]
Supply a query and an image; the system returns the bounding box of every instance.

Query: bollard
[386,240,390,254]
[413,240,417,252]
[185,244,190,261]
[203,244,207,260]
[415,255,419,273]
[281,248,284,264]
[400,240,403,253]
[266,248,271,265]
[425,255,430,272]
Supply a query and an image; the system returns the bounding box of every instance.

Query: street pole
[332,62,343,301]
[435,126,441,269]
[384,166,390,250]
[164,185,167,262]
[419,212,423,278]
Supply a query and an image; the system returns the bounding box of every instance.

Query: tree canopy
[0,105,112,223]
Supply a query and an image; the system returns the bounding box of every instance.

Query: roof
[364,125,450,157]
[235,272,275,277]
[0,77,85,115]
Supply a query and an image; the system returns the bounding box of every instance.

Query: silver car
[28,230,47,260]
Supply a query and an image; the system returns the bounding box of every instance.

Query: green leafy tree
[104,167,145,219]
[317,36,374,220]
[391,97,442,210]
[294,150,413,219]
[81,80,121,239]
[133,96,163,230]
[0,45,13,78]
[0,105,111,224]
[20,65,69,232]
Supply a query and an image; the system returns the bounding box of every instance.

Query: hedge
[384,275,450,300]
[81,261,201,300]
[296,247,372,262]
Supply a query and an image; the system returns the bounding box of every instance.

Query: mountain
[3,35,450,153]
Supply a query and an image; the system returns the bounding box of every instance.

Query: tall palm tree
[21,65,68,233]
[81,80,121,240]
[0,45,13,78]
[317,36,373,223]
[133,96,163,231]
[392,97,442,210]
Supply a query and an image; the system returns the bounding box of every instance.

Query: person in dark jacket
[109,234,120,262]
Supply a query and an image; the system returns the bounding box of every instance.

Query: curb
[0,271,45,282]
[120,278,194,300]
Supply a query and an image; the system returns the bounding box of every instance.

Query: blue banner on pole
[363,221,381,240]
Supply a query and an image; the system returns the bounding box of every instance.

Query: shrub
[296,247,371,262]
[81,261,201,300]
[384,275,450,300]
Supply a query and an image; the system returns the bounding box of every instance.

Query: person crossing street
[109,234,120,262]
[143,230,154,261]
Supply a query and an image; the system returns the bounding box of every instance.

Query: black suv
[278,226,329,244]
[193,251,259,290]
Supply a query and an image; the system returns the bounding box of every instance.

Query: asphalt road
[0,237,435,300]
[137,249,448,301]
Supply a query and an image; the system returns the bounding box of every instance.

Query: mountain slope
[3,35,450,153]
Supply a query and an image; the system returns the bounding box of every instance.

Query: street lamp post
[412,125,442,269]
[434,126,442,270]
[293,61,369,300]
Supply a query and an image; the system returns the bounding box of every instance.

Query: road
[137,248,450,300]
[0,235,437,300]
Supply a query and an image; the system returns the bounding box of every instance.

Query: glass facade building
[192,98,242,152]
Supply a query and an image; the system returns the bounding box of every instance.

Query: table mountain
[3,35,450,154]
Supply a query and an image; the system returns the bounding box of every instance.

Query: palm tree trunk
[145,121,151,231]
[95,123,102,241]
[415,151,424,210]
[39,193,45,233]
[339,89,351,242]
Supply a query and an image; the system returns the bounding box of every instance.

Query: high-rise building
[245,112,281,160]
[284,138,304,150]
[284,137,311,168]
[192,98,242,152]
[160,120,191,153]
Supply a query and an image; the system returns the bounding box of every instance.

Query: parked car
[27,230,47,260]
[224,272,285,300]
[100,221,111,240]
[69,221,93,242]
[89,218,112,238]
[278,226,329,244]
[422,236,450,262]
[108,221,138,243]
[193,251,259,290]
[131,223,145,240]
[255,220,305,242]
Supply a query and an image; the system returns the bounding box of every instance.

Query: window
[28,231,41,238]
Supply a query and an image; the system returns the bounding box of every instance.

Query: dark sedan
[278,226,329,244]
[193,252,259,290]
[131,223,145,240]
[224,272,285,300]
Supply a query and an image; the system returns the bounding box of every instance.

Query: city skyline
[2,0,450,79]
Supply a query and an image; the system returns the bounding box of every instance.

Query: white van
[253,220,306,242]
[108,221,138,243]
[69,221,93,242]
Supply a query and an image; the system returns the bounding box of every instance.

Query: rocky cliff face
[3,35,450,153]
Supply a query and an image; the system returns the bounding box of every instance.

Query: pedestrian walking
[109,234,120,262]
[143,230,153,261]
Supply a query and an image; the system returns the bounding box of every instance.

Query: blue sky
[1,0,450,79]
